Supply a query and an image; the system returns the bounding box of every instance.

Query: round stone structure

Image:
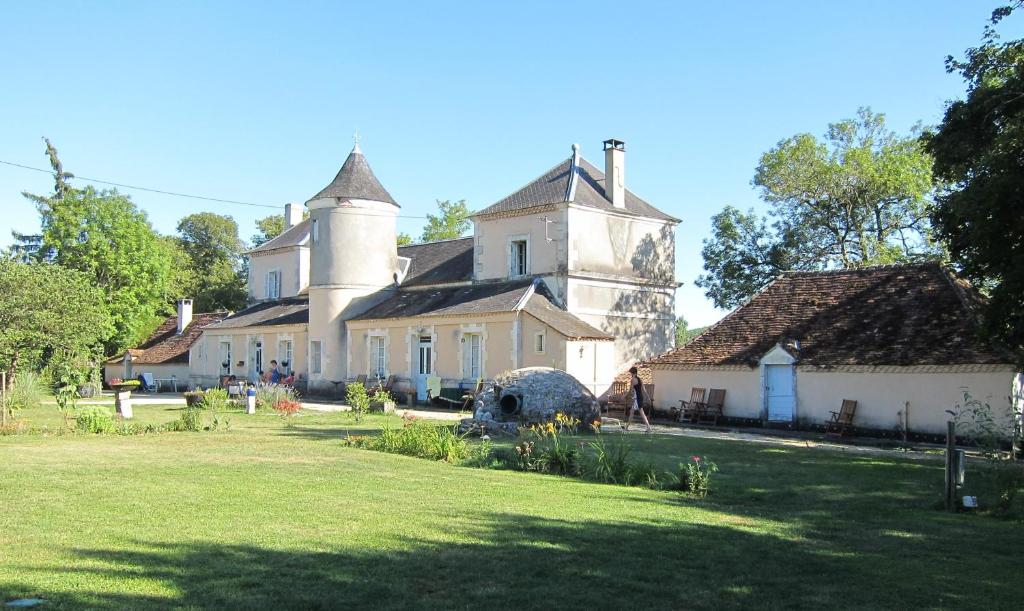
[461,367,601,436]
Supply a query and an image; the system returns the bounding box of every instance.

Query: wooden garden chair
[825,399,858,437]
[677,387,706,423]
[697,389,726,425]
[642,383,656,418]
[369,374,397,400]
[460,378,484,411]
[602,380,631,420]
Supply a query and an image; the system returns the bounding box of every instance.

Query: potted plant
[108,378,139,419]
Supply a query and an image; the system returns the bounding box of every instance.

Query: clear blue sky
[1,1,1016,326]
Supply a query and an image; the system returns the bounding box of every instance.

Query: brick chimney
[285,202,303,229]
[603,139,626,209]
[177,299,193,335]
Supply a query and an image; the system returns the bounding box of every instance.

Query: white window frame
[266,269,281,300]
[534,330,546,355]
[310,340,322,375]
[369,334,387,379]
[508,234,530,278]
[463,332,482,379]
[278,339,293,371]
[219,340,232,375]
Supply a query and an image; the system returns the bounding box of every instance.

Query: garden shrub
[676,456,719,497]
[166,408,203,432]
[584,437,633,484]
[75,405,115,434]
[2,371,47,420]
[183,391,205,408]
[274,399,302,424]
[255,383,298,412]
[200,388,230,412]
[345,382,370,422]
[346,417,471,462]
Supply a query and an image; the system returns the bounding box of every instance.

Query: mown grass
[1,404,1021,610]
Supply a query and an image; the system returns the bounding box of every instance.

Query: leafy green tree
[696,206,803,309]
[698,110,940,308]
[674,317,707,347]
[421,199,471,242]
[924,3,1024,359]
[251,214,285,247]
[397,232,414,246]
[22,140,174,355]
[176,213,247,312]
[0,261,110,389]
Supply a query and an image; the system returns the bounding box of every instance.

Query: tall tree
[251,214,287,247]
[421,199,471,242]
[924,2,1024,359]
[698,109,940,308]
[696,206,804,309]
[176,212,248,312]
[22,140,174,355]
[0,260,110,388]
[396,232,414,246]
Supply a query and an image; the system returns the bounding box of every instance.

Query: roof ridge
[398,235,474,248]
[780,262,941,276]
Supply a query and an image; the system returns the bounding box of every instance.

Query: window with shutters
[463,333,482,379]
[266,270,281,299]
[310,340,322,375]
[219,341,232,374]
[509,239,528,277]
[370,335,386,378]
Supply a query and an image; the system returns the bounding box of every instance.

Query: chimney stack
[177,299,193,335]
[285,202,303,229]
[603,139,626,209]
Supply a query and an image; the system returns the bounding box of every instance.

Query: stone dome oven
[461,367,601,436]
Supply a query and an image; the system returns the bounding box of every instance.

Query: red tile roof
[648,264,1013,368]
[108,312,227,365]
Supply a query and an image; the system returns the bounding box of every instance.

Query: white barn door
[765,364,795,422]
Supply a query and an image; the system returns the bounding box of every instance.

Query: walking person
[623,366,652,433]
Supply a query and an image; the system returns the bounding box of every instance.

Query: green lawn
[1,405,1021,610]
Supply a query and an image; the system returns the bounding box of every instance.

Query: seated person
[283,371,296,385]
[260,370,271,383]
[269,360,282,384]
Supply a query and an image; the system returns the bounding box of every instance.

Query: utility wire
[0,158,435,219]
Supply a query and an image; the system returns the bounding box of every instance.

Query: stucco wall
[651,368,762,419]
[249,248,307,300]
[192,326,308,388]
[565,339,616,397]
[473,208,566,281]
[797,368,1020,434]
[567,206,675,283]
[346,316,516,385]
[651,366,1021,435]
[519,313,564,370]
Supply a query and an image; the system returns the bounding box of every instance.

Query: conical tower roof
[306,144,399,206]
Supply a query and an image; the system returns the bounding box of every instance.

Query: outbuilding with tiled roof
[646,264,1023,436]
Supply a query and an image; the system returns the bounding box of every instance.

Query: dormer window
[266,270,281,299]
[509,237,529,278]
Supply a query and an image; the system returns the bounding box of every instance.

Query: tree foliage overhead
[21,139,174,355]
[420,199,471,242]
[175,212,248,312]
[698,109,940,309]
[924,2,1024,358]
[0,260,110,385]
[251,214,286,247]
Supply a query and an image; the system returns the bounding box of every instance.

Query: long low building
[645,264,1023,437]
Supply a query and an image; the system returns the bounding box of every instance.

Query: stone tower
[305,143,399,390]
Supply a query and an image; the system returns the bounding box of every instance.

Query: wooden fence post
[945,420,956,512]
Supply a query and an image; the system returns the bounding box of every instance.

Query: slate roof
[351,279,611,340]
[523,294,612,340]
[352,280,535,320]
[205,297,310,329]
[108,312,227,365]
[476,154,678,222]
[307,146,398,206]
[247,218,311,254]
[647,264,1014,368]
[398,237,474,287]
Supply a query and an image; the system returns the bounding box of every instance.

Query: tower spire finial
[352,129,361,153]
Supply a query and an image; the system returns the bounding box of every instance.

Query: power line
[0,158,434,219]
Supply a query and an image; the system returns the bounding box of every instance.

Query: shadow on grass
[1,511,1000,610]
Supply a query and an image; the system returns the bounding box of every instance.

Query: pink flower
[692,456,701,462]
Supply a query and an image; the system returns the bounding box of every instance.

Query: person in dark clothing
[624,366,652,433]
